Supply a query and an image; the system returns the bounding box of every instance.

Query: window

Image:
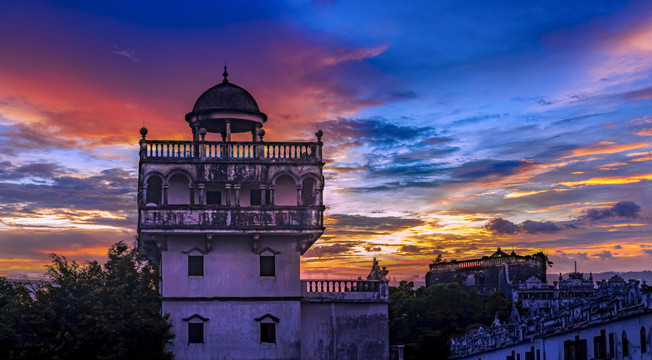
[183,314,209,344]
[260,255,275,277]
[260,323,276,343]
[145,176,163,205]
[188,255,204,276]
[594,330,606,359]
[642,327,648,354]
[188,323,204,344]
[622,331,629,356]
[608,333,615,359]
[206,191,221,205]
[250,189,262,206]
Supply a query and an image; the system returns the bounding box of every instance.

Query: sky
[1,0,652,281]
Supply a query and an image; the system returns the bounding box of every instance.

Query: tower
[137,69,324,359]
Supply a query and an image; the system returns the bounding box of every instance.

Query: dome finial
[222,62,229,83]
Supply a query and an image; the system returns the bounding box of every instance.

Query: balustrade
[301,280,383,293]
[141,140,320,161]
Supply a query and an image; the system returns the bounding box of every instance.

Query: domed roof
[192,81,261,113]
[185,68,267,135]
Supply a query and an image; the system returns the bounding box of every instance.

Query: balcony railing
[140,140,321,163]
[139,207,323,230]
[301,280,389,302]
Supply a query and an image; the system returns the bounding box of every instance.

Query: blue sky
[1,0,651,279]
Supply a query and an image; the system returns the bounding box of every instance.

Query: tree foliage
[0,242,173,360]
[389,281,511,360]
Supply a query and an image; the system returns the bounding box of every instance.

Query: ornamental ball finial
[140,126,148,139]
[199,127,207,141]
[315,129,323,141]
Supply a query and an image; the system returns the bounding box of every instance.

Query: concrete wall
[454,313,652,360]
[301,302,389,360]
[165,300,301,360]
[162,235,301,298]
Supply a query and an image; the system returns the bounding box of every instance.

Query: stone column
[189,185,195,205]
[296,185,302,206]
[234,184,241,207]
[162,185,169,205]
[225,120,232,141]
[268,185,275,205]
[225,184,232,206]
[198,183,205,205]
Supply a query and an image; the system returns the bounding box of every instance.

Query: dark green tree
[389,282,511,360]
[0,242,173,360]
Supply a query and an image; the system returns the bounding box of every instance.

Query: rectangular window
[250,189,262,206]
[188,255,204,276]
[188,323,204,344]
[260,323,276,343]
[260,255,275,276]
[608,333,614,359]
[594,330,606,359]
[206,191,221,205]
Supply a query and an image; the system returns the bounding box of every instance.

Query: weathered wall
[301,302,389,360]
[164,300,301,360]
[162,235,301,297]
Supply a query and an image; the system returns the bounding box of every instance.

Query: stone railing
[301,280,389,302]
[140,140,321,163]
[139,207,324,230]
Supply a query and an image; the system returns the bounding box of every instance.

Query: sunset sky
[1,0,652,280]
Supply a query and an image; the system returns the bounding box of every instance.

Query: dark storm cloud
[485,217,519,235]
[451,159,535,181]
[304,243,357,258]
[0,161,63,180]
[0,167,135,212]
[592,250,613,260]
[327,214,424,233]
[486,201,645,235]
[581,201,641,221]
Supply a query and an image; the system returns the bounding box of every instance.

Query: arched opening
[168,174,191,205]
[301,177,318,206]
[622,331,629,356]
[145,176,163,205]
[274,175,296,206]
[642,327,648,354]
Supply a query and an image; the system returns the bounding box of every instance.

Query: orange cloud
[560,141,649,159]
[558,173,652,187]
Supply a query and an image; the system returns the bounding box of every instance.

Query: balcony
[301,280,389,303]
[139,140,322,164]
[139,206,324,231]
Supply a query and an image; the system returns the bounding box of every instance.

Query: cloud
[111,46,140,62]
[326,214,424,235]
[485,218,566,234]
[304,243,355,258]
[592,250,614,259]
[581,201,641,221]
[643,249,652,256]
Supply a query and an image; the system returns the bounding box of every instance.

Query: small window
[188,255,204,276]
[206,191,221,205]
[188,322,204,344]
[260,255,275,276]
[641,327,647,354]
[622,331,629,356]
[250,189,262,206]
[260,323,276,343]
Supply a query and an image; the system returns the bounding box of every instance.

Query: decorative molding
[254,313,280,323]
[182,313,209,322]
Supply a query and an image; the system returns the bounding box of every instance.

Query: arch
[274,174,296,206]
[301,176,318,206]
[270,170,299,185]
[168,173,191,205]
[165,169,193,185]
[145,174,164,206]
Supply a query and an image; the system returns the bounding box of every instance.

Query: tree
[389,282,511,360]
[0,242,173,360]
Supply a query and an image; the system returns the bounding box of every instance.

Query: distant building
[136,69,389,360]
[450,275,652,360]
[425,248,549,294]
[516,269,596,312]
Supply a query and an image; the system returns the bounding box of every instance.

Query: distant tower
[137,69,324,359]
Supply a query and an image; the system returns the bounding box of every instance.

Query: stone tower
[137,69,324,359]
